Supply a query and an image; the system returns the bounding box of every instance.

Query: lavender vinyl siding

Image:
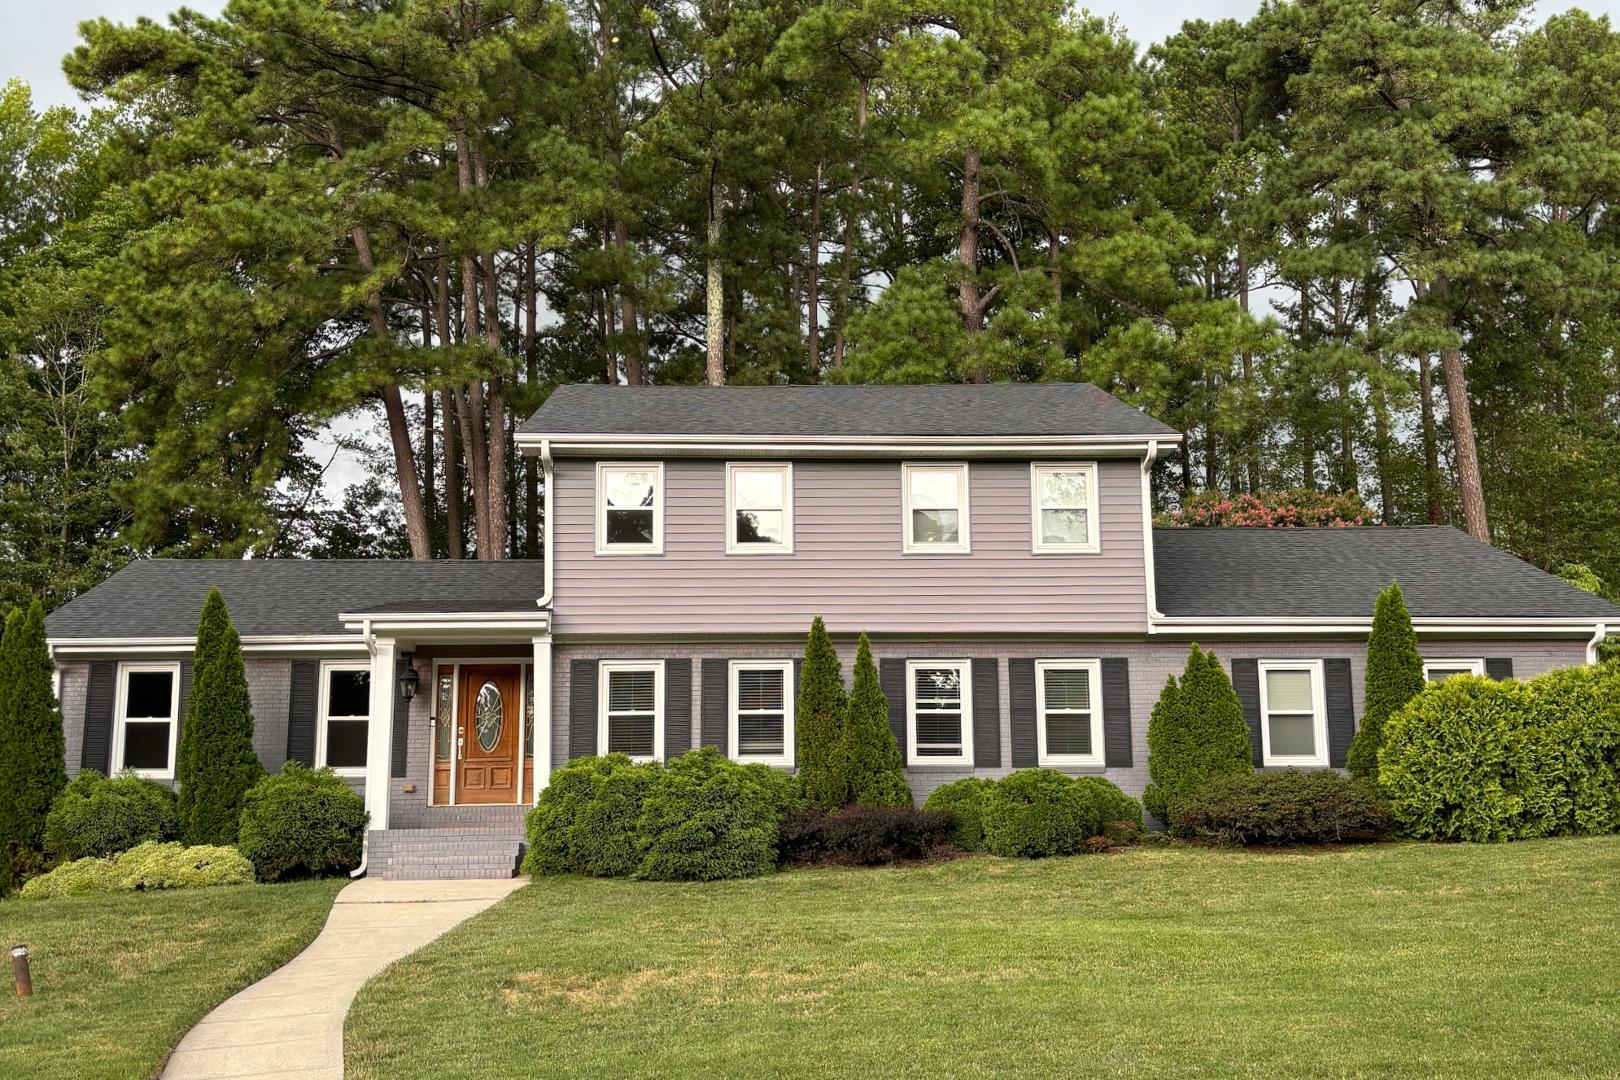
[550,456,1149,636]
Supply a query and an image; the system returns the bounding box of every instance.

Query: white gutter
[1140,440,1164,621]
[515,430,1181,450]
[1588,621,1608,665]
[50,634,368,658]
[538,439,554,610]
[1150,616,1606,637]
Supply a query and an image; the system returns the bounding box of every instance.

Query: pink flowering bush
[1157,488,1376,528]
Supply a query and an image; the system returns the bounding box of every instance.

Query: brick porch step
[367,828,527,881]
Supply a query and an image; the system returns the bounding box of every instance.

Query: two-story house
[43,384,1620,877]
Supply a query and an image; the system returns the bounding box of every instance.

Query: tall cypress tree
[177,588,264,845]
[796,617,848,811]
[837,634,911,808]
[1143,644,1252,826]
[0,602,68,889]
[1347,582,1425,780]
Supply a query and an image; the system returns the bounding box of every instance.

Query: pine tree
[0,601,68,890]
[1347,582,1425,780]
[1143,644,1252,827]
[176,588,264,845]
[837,634,911,808]
[796,617,847,811]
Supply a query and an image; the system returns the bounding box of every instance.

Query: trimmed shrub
[837,634,911,808]
[0,601,69,891]
[1517,664,1620,836]
[1174,770,1394,846]
[1072,776,1143,831]
[1143,644,1251,827]
[922,777,996,851]
[797,617,848,810]
[1101,819,1142,846]
[1597,635,1620,665]
[237,763,369,881]
[522,754,660,877]
[44,770,179,862]
[980,769,1102,858]
[635,747,796,881]
[1347,583,1425,780]
[20,842,253,898]
[779,805,954,866]
[177,589,264,845]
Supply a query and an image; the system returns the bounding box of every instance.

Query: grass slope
[348,840,1620,1079]
[1,880,344,1080]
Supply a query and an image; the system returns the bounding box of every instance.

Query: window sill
[329,768,367,779]
[900,549,973,557]
[1032,546,1102,556]
[593,547,665,557]
[1262,757,1329,769]
[735,756,794,769]
[1038,757,1106,770]
[905,759,975,770]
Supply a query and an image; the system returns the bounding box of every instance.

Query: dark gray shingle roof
[45,560,546,639]
[521,383,1179,439]
[1153,527,1620,620]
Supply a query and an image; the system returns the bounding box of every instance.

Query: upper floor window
[319,664,370,776]
[599,661,663,761]
[115,662,180,780]
[903,463,970,554]
[906,660,973,765]
[727,463,793,553]
[1031,463,1100,553]
[597,462,663,554]
[1424,659,1484,683]
[1036,659,1104,767]
[1258,660,1327,767]
[729,660,794,766]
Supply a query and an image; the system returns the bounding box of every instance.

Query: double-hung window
[599,661,663,761]
[114,662,180,779]
[1031,463,1100,553]
[903,463,970,553]
[727,463,793,553]
[729,660,794,766]
[906,660,973,765]
[1423,659,1484,683]
[319,664,370,776]
[597,462,663,554]
[1036,659,1104,767]
[1258,660,1327,767]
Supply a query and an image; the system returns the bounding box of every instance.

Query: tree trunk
[959,147,983,335]
[1237,242,1260,493]
[806,160,822,379]
[1419,352,1442,524]
[706,167,726,386]
[614,219,645,386]
[479,250,508,558]
[420,304,437,544]
[832,77,869,370]
[434,261,465,559]
[1437,341,1488,540]
[524,243,540,559]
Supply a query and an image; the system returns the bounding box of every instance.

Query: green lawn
[0,879,345,1080]
[348,839,1620,1079]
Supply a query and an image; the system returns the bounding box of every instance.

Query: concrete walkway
[162,877,526,1080]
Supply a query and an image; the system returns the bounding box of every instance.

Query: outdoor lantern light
[398,653,420,703]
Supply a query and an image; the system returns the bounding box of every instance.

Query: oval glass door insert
[475,681,504,752]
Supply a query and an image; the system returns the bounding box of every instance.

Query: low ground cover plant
[20,841,254,898]
[779,805,954,866]
[237,763,369,881]
[43,769,179,862]
[1175,770,1393,845]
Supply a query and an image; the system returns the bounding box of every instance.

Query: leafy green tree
[0,601,69,890]
[176,589,264,845]
[796,617,847,811]
[1143,644,1251,826]
[836,634,911,808]
[1347,582,1425,780]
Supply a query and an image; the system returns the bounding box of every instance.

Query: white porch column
[364,636,398,831]
[532,635,553,799]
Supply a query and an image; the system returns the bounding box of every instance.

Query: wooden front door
[456,665,521,804]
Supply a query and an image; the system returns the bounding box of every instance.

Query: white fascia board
[515,432,1181,459]
[339,611,553,638]
[1149,616,1604,637]
[49,635,368,657]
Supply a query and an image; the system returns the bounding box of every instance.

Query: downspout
[352,618,377,879]
[536,439,554,610]
[1587,622,1608,666]
[1140,440,1166,630]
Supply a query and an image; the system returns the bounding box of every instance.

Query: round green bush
[635,747,795,881]
[980,769,1102,858]
[522,754,662,877]
[43,770,179,861]
[1071,776,1143,830]
[20,841,253,898]
[236,763,369,881]
[922,777,996,851]
[1175,770,1393,845]
[1518,664,1620,836]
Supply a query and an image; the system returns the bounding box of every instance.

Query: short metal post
[12,945,32,997]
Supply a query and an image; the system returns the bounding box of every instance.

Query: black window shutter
[879,658,907,765]
[700,658,729,753]
[1101,658,1133,768]
[569,659,598,759]
[285,660,318,767]
[665,659,693,757]
[391,670,409,778]
[81,661,116,775]
[1230,659,1263,767]
[1485,657,1514,681]
[1008,658,1037,768]
[1324,658,1354,768]
[971,659,1000,768]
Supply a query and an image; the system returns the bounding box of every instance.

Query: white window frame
[727,660,795,766]
[596,461,665,555]
[316,661,371,778]
[112,661,181,780]
[905,659,974,766]
[1030,462,1101,554]
[902,463,971,554]
[598,660,664,762]
[1423,658,1485,682]
[1257,659,1328,767]
[1035,659,1105,768]
[725,462,794,555]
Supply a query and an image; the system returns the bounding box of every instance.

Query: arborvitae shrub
[980,769,1102,858]
[635,747,798,881]
[1347,582,1425,780]
[522,754,661,877]
[921,777,996,851]
[44,770,179,861]
[837,634,911,808]
[1175,770,1393,845]
[796,617,848,810]
[1143,644,1251,828]
[0,601,69,889]
[237,763,369,881]
[176,589,264,845]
